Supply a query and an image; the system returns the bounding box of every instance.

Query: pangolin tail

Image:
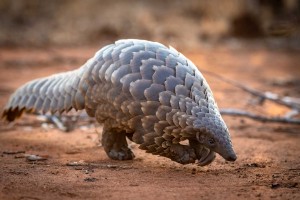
[2,66,88,122]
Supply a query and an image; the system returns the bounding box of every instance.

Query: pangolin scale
[2,39,237,166]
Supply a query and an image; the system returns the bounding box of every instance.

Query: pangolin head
[193,116,237,163]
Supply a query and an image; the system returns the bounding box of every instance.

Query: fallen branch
[220,108,300,125]
[37,115,69,132]
[202,69,300,111]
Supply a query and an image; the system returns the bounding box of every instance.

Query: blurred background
[0,0,299,49]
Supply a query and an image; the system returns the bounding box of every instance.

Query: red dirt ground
[0,42,299,200]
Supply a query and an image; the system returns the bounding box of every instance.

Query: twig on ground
[3,150,25,155]
[48,115,69,132]
[202,69,300,125]
[202,69,300,111]
[220,108,300,125]
[284,109,299,119]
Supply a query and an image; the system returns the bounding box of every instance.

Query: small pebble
[106,164,118,168]
[271,183,280,189]
[66,160,86,166]
[74,166,85,170]
[26,154,48,161]
[84,177,97,182]
[191,168,197,174]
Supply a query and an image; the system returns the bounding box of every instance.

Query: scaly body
[2,39,236,165]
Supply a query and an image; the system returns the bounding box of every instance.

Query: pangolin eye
[208,138,215,145]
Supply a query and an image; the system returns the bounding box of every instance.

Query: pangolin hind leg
[102,126,135,160]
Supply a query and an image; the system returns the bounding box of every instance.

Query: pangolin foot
[189,139,216,166]
[168,144,196,164]
[107,147,135,160]
[197,150,216,166]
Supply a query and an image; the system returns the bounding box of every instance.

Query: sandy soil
[0,42,299,200]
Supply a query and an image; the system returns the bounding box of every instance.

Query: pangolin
[2,39,237,166]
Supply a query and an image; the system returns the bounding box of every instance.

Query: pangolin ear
[196,132,206,143]
[196,130,215,143]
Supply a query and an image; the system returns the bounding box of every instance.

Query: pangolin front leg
[140,133,197,164]
[189,139,216,166]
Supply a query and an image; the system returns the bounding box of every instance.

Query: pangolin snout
[224,153,237,162]
[218,146,237,162]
